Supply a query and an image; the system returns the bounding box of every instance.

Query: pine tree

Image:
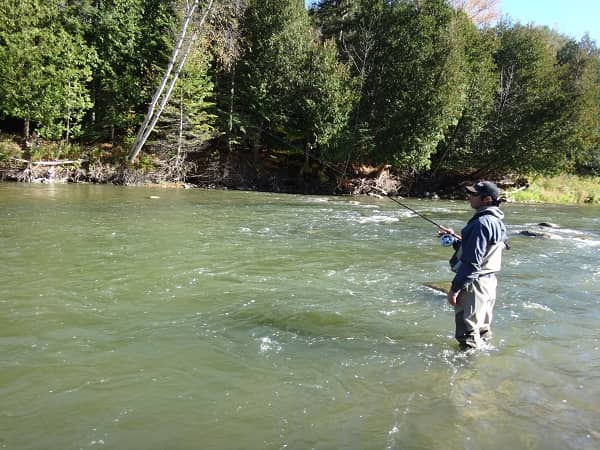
[0,1,96,142]
[232,0,354,157]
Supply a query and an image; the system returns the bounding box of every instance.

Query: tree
[231,0,354,158]
[355,0,470,168]
[154,41,217,180]
[556,35,600,174]
[304,38,356,159]
[312,1,492,171]
[208,0,248,152]
[310,0,380,162]
[475,23,577,175]
[68,0,181,144]
[35,27,96,142]
[128,0,215,163]
[0,1,96,141]
[448,0,500,27]
[429,15,498,175]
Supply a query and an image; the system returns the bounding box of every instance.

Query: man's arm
[450,221,490,292]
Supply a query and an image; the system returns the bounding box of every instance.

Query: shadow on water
[202,298,442,350]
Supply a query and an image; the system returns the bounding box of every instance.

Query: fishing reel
[439,234,457,247]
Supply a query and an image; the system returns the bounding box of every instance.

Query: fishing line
[376,188,446,229]
[371,187,444,229]
[370,187,461,245]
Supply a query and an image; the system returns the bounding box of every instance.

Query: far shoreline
[1,169,599,206]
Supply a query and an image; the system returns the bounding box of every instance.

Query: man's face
[469,192,487,209]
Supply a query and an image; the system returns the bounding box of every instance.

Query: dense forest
[1,0,599,193]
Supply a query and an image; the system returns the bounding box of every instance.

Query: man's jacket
[451,206,507,292]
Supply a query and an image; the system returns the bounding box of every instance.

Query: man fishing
[439,181,507,350]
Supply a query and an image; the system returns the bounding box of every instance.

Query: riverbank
[0,137,411,195]
[2,136,599,204]
[507,175,600,204]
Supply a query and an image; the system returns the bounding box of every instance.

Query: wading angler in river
[439,181,508,350]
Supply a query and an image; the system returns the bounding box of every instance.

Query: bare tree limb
[449,0,501,26]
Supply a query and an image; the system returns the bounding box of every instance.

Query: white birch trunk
[128,0,199,161]
[128,0,214,163]
[228,62,236,152]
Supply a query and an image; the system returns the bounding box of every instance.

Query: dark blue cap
[466,181,500,200]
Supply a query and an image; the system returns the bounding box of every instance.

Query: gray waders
[455,274,497,350]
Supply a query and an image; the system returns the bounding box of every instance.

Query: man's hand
[438,225,453,236]
[438,226,460,239]
[447,289,461,306]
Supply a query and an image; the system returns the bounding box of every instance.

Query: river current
[1,183,599,449]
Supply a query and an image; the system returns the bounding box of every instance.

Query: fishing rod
[371,186,461,245]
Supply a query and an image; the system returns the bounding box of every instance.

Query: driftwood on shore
[10,157,88,166]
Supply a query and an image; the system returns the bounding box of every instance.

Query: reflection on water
[1,184,599,449]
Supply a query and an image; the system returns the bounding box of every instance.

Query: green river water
[1,183,599,450]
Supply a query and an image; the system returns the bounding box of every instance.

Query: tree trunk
[66,116,71,145]
[176,88,184,182]
[228,61,236,153]
[128,0,214,163]
[128,0,198,162]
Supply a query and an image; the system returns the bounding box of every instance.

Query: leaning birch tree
[128,0,214,163]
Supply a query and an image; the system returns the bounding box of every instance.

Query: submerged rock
[538,222,560,228]
[519,230,554,238]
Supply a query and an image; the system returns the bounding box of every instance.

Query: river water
[1,183,599,450]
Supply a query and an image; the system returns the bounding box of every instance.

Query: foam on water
[357,214,400,224]
[523,302,554,312]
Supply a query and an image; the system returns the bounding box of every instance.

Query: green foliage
[476,24,577,175]
[81,0,178,139]
[356,0,465,168]
[27,141,84,162]
[430,19,498,174]
[230,0,354,156]
[305,39,357,158]
[0,1,96,141]
[0,0,599,184]
[155,41,217,152]
[557,36,600,174]
[0,136,22,163]
[509,175,600,204]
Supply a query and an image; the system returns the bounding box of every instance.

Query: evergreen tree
[359,0,468,168]
[310,0,381,162]
[232,0,354,157]
[0,0,96,141]
[478,23,584,175]
[430,16,498,174]
[556,36,600,174]
[85,0,177,140]
[304,38,356,159]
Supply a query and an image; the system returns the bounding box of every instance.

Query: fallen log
[10,157,87,166]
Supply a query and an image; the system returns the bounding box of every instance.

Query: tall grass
[509,175,600,204]
[0,135,22,162]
